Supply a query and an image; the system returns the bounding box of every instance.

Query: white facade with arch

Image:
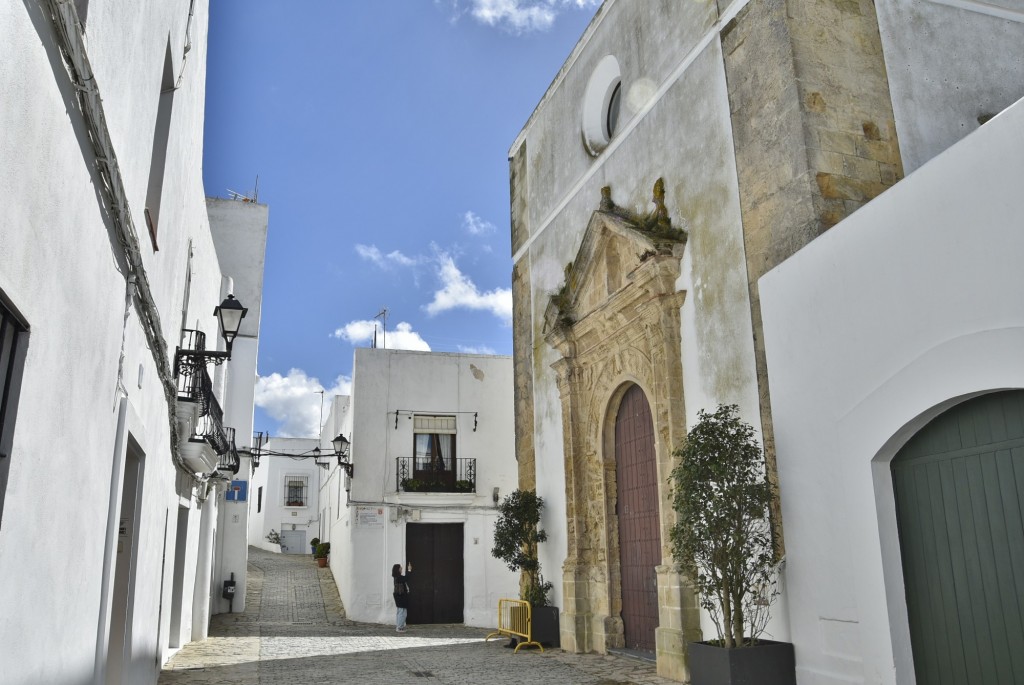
[760,97,1024,684]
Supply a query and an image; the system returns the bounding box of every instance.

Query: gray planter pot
[688,639,795,685]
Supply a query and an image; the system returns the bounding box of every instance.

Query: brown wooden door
[406,523,464,624]
[615,384,660,652]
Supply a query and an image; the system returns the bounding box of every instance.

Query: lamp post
[213,294,247,357]
[333,434,353,477]
[176,294,248,371]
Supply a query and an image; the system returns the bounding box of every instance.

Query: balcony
[396,457,476,493]
[175,329,231,474]
[218,427,241,476]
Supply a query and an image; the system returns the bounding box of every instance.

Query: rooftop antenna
[226,175,259,203]
[374,308,388,350]
[317,390,325,435]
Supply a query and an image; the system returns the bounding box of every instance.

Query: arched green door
[892,391,1024,684]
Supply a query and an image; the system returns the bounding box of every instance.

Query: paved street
[160,547,677,685]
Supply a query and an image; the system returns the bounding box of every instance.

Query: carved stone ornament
[542,181,699,679]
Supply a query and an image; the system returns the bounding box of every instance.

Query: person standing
[392,562,412,632]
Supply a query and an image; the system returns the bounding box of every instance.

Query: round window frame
[581,55,622,156]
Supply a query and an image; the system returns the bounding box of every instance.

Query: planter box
[531,605,560,647]
[688,640,795,685]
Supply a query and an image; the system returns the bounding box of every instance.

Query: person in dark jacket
[392,562,411,632]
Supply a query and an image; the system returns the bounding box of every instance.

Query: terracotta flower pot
[317,557,327,568]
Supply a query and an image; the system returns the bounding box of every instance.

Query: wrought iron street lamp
[213,294,248,356]
[333,434,353,477]
[174,294,248,372]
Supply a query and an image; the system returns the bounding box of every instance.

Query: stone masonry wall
[510,142,536,491]
[723,0,904,553]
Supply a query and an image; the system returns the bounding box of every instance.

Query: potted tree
[310,537,320,556]
[491,489,558,647]
[314,542,331,568]
[669,404,794,685]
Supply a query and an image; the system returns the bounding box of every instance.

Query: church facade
[509,0,1024,681]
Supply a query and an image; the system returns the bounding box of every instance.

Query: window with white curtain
[413,415,456,472]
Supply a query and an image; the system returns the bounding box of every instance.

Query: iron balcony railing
[218,427,241,475]
[176,328,230,456]
[396,457,476,493]
[175,329,207,401]
[194,392,229,456]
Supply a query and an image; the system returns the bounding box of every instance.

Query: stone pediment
[544,180,687,338]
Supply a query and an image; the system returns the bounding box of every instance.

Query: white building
[510,0,1024,680]
[248,437,322,555]
[760,97,1024,685]
[0,2,266,683]
[318,349,520,628]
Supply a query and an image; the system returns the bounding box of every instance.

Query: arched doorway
[615,384,660,652]
[892,390,1024,684]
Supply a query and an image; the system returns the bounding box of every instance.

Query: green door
[892,391,1024,684]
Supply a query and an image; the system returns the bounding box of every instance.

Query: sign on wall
[356,506,385,527]
[226,480,248,502]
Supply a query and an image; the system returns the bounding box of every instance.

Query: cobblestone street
[160,547,678,685]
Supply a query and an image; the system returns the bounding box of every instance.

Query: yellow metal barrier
[485,598,543,653]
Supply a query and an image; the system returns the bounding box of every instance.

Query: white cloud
[425,253,512,322]
[457,344,497,355]
[463,0,599,33]
[255,369,352,438]
[463,210,497,236]
[356,244,420,268]
[332,320,432,351]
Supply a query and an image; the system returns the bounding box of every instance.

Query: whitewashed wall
[322,350,519,628]
[209,199,268,616]
[0,2,264,682]
[760,97,1024,685]
[876,0,1024,173]
[249,438,321,554]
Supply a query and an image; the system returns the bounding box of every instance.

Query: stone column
[191,488,217,640]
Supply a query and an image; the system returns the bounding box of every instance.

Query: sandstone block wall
[724,0,904,552]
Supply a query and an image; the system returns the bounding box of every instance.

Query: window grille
[284,475,309,507]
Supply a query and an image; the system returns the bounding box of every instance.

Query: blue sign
[226,480,248,502]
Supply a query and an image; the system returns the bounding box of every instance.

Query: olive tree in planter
[669,404,794,685]
[491,489,558,647]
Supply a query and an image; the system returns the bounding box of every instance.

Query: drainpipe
[191,481,218,640]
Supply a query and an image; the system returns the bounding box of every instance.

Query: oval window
[581,55,622,156]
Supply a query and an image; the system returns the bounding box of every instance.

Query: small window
[144,43,176,251]
[257,486,263,513]
[284,475,308,507]
[0,294,29,529]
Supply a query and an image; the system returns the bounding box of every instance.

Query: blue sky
[203,1,600,437]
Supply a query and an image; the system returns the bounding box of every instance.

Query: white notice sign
[356,506,385,527]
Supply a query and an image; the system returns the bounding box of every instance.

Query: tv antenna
[374,308,388,349]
